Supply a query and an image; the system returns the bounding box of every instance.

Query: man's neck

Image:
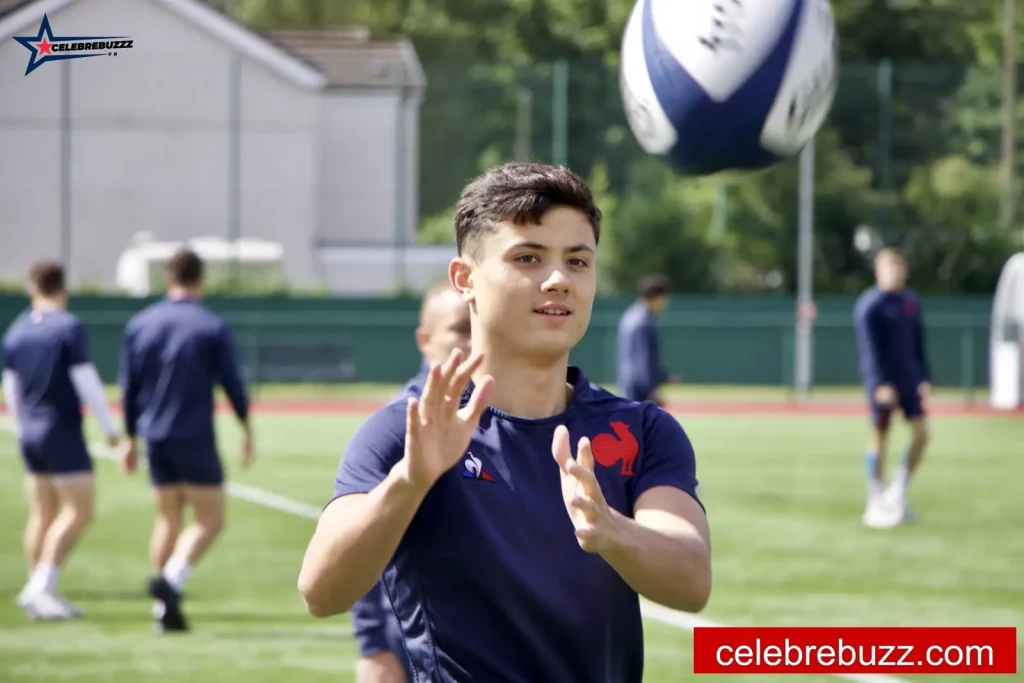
[167,286,199,300]
[31,296,64,312]
[472,342,572,420]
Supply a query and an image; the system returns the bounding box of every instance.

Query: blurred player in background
[617,274,677,406]
[299,162,710,682]
[350,280,470,683]
[2,261,120,620]
[853,248,931,529]
[119,248,253,633]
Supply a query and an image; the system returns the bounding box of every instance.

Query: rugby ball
[619,0,838,176]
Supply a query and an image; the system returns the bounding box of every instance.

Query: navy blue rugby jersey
[853,286,931,389]
[120,297,248,441]
[332,366,702,683]
[2,309,91,440]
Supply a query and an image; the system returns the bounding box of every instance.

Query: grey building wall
[0,0,423,293]
[316,89,419,249]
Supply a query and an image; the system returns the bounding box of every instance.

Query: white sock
[867,478,883,503]
[162,556,192,592]
[28,563,59,594]
[892,463,910,500]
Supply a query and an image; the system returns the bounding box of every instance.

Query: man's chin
[522,330,580,360]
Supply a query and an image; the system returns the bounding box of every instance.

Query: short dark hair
[638,274,670,299]
[28,260,66,296]
[453,162,602,256]
[166,248,204,287]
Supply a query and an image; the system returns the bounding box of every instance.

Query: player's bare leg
[887,417,928,523]
[149,486,185,622]
[863,419,900,528]
[173,485,225,569]
[355,652,407,683]
[151,487,185,574]
[150,485,224,633]
[23,476,59,571]
[866,425,888,496]
[22,473,94,619]
[17,475,58,607]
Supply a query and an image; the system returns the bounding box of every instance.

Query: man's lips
[534,304,572,316]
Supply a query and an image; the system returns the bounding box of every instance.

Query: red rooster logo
[591,421,639,477]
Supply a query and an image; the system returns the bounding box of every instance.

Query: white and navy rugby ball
[619,0,838,176]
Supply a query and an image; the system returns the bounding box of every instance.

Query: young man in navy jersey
[2,261,121,620]
[119,248,253,633]
[617,274,677,405]
[299,162,712,683]
[853,248,931,529]
[351,280,471,683]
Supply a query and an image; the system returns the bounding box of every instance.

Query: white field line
[0,420,909,683]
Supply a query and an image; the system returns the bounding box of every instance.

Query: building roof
[0,0,424,92]
[267,28,425,91]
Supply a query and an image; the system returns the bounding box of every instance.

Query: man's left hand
[120,438,138,475]
[551,425,624,554]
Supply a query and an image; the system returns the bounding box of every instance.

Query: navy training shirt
[1,309,91,442]
[119,297,249,442]
[332,366,702,683]
[853,286,931,389]
[617,300,668,400]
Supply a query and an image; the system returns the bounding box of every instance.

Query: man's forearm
[299,464,429,617]
[599,513,711,613]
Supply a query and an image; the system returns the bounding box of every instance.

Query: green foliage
[232,0,1024,296]
[0,280,25,294]
[601,158,720,293]
[417,205,456,245]
[898,155,1022,293]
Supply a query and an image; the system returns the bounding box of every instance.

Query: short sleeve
[629,405,703,513]
[331,402,408,503]
[65,320,90,366]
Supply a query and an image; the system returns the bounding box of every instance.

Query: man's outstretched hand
[395,349,493,492]
[552,425,623,554]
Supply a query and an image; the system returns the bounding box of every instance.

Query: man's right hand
[874,384,897,406]
[394,349,493,492]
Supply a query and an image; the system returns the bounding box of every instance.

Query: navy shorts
[20,427,92,476]
[146,437,223,487]
[869,384,925,429]
[352,583,411,676]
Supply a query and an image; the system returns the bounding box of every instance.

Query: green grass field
[0,399,1021,682]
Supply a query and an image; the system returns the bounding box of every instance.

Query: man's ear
[449,257,474,303]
